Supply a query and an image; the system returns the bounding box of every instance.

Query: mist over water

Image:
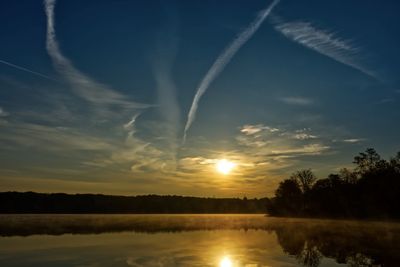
[1,214,399,266]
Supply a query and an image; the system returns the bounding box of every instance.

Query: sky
[0,0,399,197]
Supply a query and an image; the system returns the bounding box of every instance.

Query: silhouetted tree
[268,179,303,216]
[389,151,400,171]
[267,148,400,219]
[291,169,317,193]
[353,148,382,174]
[339,168,358,184]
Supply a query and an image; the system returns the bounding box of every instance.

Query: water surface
[0,215,399,266]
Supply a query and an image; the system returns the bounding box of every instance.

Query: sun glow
[219,256,233,267]
[216,159,235,175]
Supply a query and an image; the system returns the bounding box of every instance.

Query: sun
[216,159,235,175]
[219,256,233,267]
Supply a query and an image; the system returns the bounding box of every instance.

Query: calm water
[0,215,399,267]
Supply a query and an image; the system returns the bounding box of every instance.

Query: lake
[0,214,399,266]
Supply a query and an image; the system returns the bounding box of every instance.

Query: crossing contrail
[0,59,57,82]
[182,0,280,144]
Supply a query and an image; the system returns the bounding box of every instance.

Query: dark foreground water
[0,215,399,267]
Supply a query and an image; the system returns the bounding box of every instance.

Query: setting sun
[219,256,233,267]
[216,159,236,175]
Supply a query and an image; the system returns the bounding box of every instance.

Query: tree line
[0,192,267,214]
[2,147,398,217]
[266,148,400,219]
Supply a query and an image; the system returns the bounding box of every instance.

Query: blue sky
[0,0,399,197]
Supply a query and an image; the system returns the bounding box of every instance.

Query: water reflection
[0,215,399,266]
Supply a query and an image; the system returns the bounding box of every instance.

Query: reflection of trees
[272,221,397,267]
[296,242,322,267]
[346,253,376,267]
[266,148,400,266]
[275,227,322,267]
[275,226,305,256]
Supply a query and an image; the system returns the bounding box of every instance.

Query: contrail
[152,7,181,163]
[182,0,280,144]
[44,0,149,109]
[0,59,57,82]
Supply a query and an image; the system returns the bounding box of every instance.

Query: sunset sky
[0,0,399,197]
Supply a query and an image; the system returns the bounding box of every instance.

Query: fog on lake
[0,215,399,267]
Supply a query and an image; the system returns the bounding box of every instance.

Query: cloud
[0,122,115,151]
[38,0,168,176]
[151,12,181,160]
[177,154,269,194]
[183,0,280,143]
[376,98,395,105]
[230,124,334,194]
[0,79,170,175]
[236,124,329,159]
[178,156,218,174]
[0,107,9,117]
[343,138,365,143]
[293,133,317,140]
[240,124,279,135]
[0,107,10,125]
[270,143,329,156]
[279,96,314,106]
[290,128,318,140]
[0,111,174,178]
[0,76,177,181]
[123,113,140,129]
[44,0,149,110]
[109,114,177,174]
[272,18,378,79]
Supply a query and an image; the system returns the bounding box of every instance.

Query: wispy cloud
[111,114,177,173]
[191,123,329,194]
[236,123,329,159]
[240,124,279,135]
[44,0,149,110]
[0,59,57,82]
[151,11,181,161]
[0,122,115,151]
[0,110,173,176]
[376,98,395,105]
[272,17,377,79]
[279,96,314,106]
[0,107,9,125]
[292,131,317,140]
[0,107,9,117]
[123,113,140,129]
[343,138,365,143]
[270,144,329,156]
[0,1,164,180]
[182,0,280,143]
